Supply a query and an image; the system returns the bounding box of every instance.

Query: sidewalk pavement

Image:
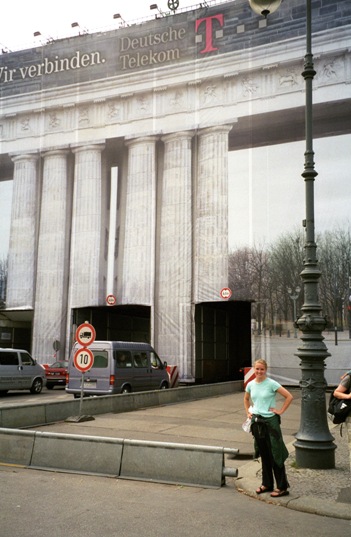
[32,387,351,520]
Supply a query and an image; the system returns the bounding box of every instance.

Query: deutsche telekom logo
[195,14,224,54]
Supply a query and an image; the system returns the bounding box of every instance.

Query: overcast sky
[1,0,215,52]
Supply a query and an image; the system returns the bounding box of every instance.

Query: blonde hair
[254,358,267,370]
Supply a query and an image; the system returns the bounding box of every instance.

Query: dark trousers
[252,423,289,491]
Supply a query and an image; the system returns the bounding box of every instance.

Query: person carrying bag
[328,370,351,424]
[244,358,293,498]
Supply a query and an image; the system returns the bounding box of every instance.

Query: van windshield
[91,351,108,368]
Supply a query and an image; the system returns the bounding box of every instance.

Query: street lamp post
[248,0,336,468]
[287,286,300,338]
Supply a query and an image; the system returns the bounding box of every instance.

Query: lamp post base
[294,440,336,469]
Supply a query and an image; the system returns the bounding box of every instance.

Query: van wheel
[160,382,169,390]
[122,386,131,394]
[30,378,43,394]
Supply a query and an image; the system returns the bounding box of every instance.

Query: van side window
[150,352,162,369]
[20,352,34,366]
[0,352,18,366]
[115,351,132,368]
[133,352,148,368]
[92,352,108,368]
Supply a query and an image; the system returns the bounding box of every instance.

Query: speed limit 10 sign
[73,347,94,373]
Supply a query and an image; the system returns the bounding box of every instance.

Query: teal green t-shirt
[246,377,281,417]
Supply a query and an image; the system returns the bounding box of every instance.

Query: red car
[43,360,69,389]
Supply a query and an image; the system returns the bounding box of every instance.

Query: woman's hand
[269,407,280,415]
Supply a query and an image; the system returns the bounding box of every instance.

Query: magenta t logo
[195,14,224,54]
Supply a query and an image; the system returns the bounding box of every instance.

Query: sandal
[270,489,289,498]
[256,486,273,494]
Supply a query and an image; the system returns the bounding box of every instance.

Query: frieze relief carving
[48,112,61,129]
[203,84,217,104]
[279,69,299,88]
[241,77,258,97]
[78,107,89,125]
[169,90,184,110]
[20,117,30,131]
[136,95,150,115]
[0,50,349,146]
[107,102,121,122]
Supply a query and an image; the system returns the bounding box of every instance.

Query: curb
[233,439,351,521]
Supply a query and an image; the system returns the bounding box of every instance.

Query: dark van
[0,348,46,395]
[66,341,169,397]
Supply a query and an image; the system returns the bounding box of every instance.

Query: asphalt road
[0,386,70,407]
[1,464,350,537]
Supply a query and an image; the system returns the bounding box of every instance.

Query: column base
[294,440,336,469]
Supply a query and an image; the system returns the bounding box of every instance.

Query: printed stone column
[68,144,105,308]
[32,149,69,363]
[194,125,232,302]
[156,131,193,379]
[7,153,39,307]
[121,137,158,306]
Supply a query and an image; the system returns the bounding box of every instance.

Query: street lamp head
[248,0,282,18]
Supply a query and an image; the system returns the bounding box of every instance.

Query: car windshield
[50,361,68,368]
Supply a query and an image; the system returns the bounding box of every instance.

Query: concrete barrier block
[120,439,225,487]
[0,428,35,465]
[45,400,80,423]
[31,431,123,475]
[82,395,115,415]
[0,404,46,428]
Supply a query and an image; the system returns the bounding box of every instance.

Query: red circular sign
[106,294,116,306]
[75,323,96,347]
[73,347,94,373]
[220,287,232,299]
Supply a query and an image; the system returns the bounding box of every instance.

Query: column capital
[71,142,105,154]
[10,151,39,163]
[161,131,194,144]
[42,148,70,158]
[125,135,159,148]
[197,124,233,137]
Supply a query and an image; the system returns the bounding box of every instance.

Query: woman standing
[244,358,293,498]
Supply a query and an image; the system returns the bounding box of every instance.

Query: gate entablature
[0,1,350,157]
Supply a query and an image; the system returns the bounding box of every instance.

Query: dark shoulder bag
[328,374,351,424]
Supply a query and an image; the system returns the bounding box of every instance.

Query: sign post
[66,323,96,423]
[74,346,95,419]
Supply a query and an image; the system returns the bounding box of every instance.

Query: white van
[0,348,46,395]
[66,341,169,397]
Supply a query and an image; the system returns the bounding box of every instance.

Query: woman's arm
[333,384,351,400]
[244,391,252,418]
[270,386,293,415]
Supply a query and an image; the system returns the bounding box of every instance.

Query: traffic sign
[220,287,232,299]
[73,347,94,373]
[106,294,116,306]
[76,322,96,347]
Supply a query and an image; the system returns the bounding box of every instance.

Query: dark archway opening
[72,305,151,343]
[195,301,251,383]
